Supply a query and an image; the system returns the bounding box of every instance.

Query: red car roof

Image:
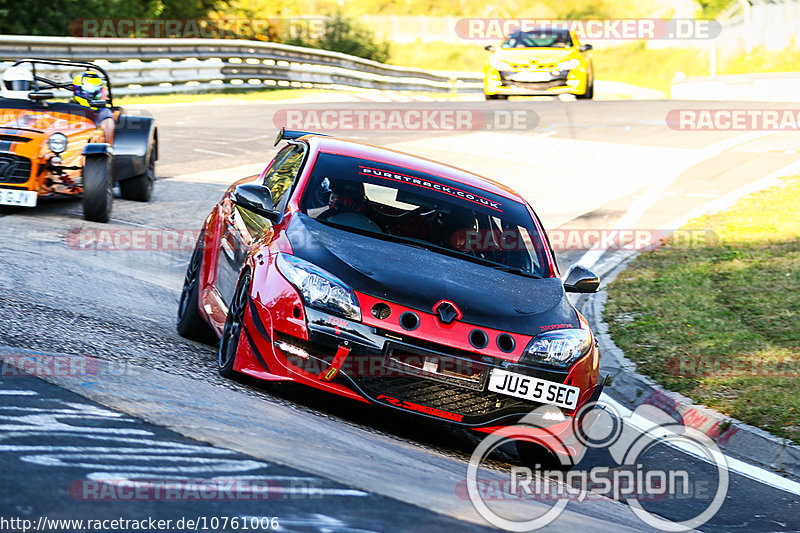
[304,135,527,203]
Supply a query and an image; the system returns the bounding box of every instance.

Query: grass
[590,43,708,93]
[605,176,800,442]
[722,45,800,74]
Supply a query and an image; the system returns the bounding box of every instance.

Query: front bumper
[485,68,586,96]
[0,151,83,198]
[242,300,601,431]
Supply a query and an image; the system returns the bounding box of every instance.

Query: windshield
[300,153,548,277]
[502,29,573,49]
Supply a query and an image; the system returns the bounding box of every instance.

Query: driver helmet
[73,71,108,109]
[328,179,366,213]
[1,65,34,99]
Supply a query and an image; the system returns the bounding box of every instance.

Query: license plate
[488,369,579,410]
[512,72,551,82]
[0,189,36,207]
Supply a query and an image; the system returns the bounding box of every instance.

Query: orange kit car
[0,59,157,222]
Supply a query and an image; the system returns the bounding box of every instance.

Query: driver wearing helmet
[73,71,114,143]
[1,65,34,99]
[317,178,379,222]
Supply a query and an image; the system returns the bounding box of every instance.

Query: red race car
[178,129,605,465]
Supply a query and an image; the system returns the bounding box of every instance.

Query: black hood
[287,214,578,334]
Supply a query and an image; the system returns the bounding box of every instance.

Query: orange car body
[0,103,108,198]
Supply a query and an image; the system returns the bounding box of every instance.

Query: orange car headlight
[48,133,68,154]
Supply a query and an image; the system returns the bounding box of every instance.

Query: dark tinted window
[301,153,547,276]
[502,29,573,48]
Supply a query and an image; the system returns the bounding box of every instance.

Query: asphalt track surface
[1,96,799,532]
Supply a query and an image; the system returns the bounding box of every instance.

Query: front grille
[374,328,483,359]
[0,153,32,184]
[354,375,540,417]
[505,80,568,90]
[0,134,31,143]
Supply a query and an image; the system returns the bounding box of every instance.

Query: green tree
[0,0,228,36]
[286,13,390,63]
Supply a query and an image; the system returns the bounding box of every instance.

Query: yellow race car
[483,28,594,100]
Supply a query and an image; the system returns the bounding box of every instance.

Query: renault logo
[433,300,461,324]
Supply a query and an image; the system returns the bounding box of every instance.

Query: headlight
[522,329,592,369]
[489,56,512,71]
[557,59,580,71]
[276,253,361,321]
[48,133,68,154]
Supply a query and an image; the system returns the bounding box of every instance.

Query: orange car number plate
[488,369,579,410]
[0,189,36,207]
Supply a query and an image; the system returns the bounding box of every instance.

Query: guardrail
[671,71,800,102]
[0,35,484,96]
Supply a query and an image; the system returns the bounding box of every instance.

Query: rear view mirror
[230,184,280,221]
[484,44,495,52]
[580,44,593,52]
[563,264,600,293]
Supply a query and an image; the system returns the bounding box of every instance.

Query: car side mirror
[28,91,54,101]
[563,264,600,293]
[484,44,495,52]
[580,44,593,52]
[230,184,280,221]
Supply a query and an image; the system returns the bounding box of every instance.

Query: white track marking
[0,390,37,395]
[582,136,800,496]
[600,394,800,496]
[192,147,234,157]
[662,158,800,231]
[576,131,773,270]
[170,162,265,185]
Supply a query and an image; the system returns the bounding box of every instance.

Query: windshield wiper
[487,264,541,279]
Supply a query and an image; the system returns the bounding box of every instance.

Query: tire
[218,269,251,379]
[484,93,508,100]
[177,236,217,344]
[82,155,113,223]
[119,148,155,202]
[577,79,594,100]
[516,440,574,471]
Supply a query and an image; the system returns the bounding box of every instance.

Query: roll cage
[11,58,114,107]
